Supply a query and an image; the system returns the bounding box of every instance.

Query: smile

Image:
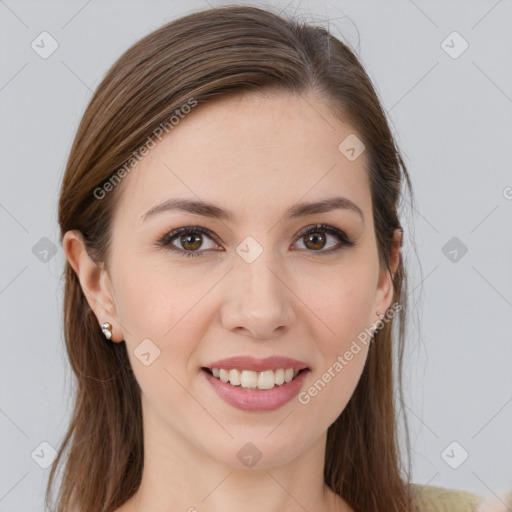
[202,367,310,412]
[204,367,303,390]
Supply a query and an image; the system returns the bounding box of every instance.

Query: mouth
[201,367,309,391]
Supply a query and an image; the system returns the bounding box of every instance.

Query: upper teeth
[211,368,301,389]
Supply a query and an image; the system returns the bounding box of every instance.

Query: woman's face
[93,91,396,468]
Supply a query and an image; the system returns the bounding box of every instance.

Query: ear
[373,228,402,317]
[62,230,122,343]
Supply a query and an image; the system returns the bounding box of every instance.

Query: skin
[64,90,401,512]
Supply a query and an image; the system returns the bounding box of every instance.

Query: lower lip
[202,369,310,412]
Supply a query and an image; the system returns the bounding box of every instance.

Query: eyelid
[159,225,220,247]
[294,223,352,243]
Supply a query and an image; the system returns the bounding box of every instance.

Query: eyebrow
[141,196,365,223]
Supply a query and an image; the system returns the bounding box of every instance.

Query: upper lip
[204,356,309,372]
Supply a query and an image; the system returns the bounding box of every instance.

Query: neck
[122,400,350,512]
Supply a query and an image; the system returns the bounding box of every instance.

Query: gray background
[1,0,511,510]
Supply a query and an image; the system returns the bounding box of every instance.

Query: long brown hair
[48,5,418,512]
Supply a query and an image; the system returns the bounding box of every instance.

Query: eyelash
[158,224,355,259]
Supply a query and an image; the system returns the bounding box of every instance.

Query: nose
[220,253,296,339]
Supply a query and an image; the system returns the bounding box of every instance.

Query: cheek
[113,255,214,338]
[299,286,372,426]
[111,257,223,396]
[295,267,375,416]
[302,265,377,345]
[112,261,208,417]
[299,343,370,434]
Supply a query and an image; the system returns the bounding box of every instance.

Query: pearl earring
[101,322,113,340]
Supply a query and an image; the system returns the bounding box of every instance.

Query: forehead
[114,91,371,225]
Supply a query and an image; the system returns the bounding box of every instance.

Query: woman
[46,5,485,512]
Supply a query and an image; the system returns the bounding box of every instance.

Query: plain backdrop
[1,0,511,510]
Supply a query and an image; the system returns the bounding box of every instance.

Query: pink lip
[204,356,309,372]
[202,368,310,412]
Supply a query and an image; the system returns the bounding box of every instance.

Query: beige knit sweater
[411,484,512,512]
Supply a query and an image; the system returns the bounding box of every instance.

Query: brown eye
[160,226,220,258]
[179,233,203,251]
[293,224,355,254]
[303,231,327,251]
